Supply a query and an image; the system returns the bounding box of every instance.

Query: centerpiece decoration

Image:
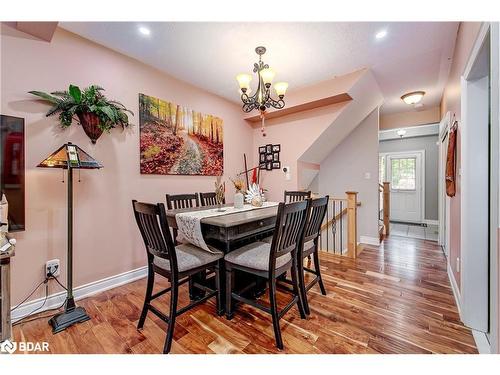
[230,177,245,209]
[245,183,264,207]
[29,84,133,144]
[215,177,226,212]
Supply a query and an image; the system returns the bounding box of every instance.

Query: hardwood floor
[12,236,477,354]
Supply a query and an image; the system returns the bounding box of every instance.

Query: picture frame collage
[259,144,281,171]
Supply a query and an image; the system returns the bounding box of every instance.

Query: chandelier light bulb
[260,68,275,87]
[236,74,252,91]
[274,82,288,98]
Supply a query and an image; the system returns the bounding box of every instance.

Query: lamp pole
[66,165,75,310]
[48,147,90,333]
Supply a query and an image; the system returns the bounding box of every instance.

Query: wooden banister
[346,192,358,258]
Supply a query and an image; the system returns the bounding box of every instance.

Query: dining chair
[284,190,311,203]
[132,200,223,354]
[166,193,199,210]
[297,195,329,315]
[166,193,199,244]
[199,192,225,206]
[224,200,309,350]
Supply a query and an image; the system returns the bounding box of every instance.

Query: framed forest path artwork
[139,93,224,176]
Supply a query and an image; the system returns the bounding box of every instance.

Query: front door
[386,151,424,223]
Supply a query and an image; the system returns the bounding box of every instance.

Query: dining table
[165,203,279,303]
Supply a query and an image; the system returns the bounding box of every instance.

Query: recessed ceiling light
[401,91,425,105]
[138,26,151,36]
[375,30,387,40]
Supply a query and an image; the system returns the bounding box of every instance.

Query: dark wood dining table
[165,203,279,303]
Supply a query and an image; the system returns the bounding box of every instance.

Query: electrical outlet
[456,257,460,273]
[46,259,60,278]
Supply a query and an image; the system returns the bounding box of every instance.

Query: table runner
[175,202,279,252]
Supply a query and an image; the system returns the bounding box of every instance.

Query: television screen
[0,115,25,231]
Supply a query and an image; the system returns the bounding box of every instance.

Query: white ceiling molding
[379,123,439,141]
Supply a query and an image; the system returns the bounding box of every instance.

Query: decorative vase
[77,112,103,144]
[234,191,244,209]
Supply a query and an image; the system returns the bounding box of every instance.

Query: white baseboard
[472,329,491,354]
[11,266,148,321]
[423,219,439,226]
[447,262,462,318]
[359,236,380,246]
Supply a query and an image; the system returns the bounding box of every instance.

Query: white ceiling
[60,22,459,115]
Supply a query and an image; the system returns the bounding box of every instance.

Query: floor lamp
[38,142,102,333]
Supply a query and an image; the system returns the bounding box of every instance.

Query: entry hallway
[12,236,477,354]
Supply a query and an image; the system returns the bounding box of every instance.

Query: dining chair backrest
[199,192,225,206]
[303,195,329,244]
[166,193,199,210]
[284,190,311,203]
[132,200,178,273]
[268,200,310,274]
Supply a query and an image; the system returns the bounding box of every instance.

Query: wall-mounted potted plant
[29,84,133,144]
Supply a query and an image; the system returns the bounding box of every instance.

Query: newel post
[346,191,358,258]
[383,182,390,236]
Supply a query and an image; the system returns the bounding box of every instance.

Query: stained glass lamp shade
[38,142,102,333]
[38,142,103,169]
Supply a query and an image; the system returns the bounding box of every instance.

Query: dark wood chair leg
[138,265,154,329]
[291,260,307,319]
[225,268,234,320]
[215,261,223,316]
[313,249,327,295]
[269,278,283,349]
[163,280,178,354]
[297,256,310,315]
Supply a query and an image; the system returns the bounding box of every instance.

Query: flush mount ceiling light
[397,129,407,138]
[237,46,288,136]
[401,91,425,105]
[375,29,387,40]
[138,26,151,36]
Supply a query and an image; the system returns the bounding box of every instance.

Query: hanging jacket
[446,123,457,197]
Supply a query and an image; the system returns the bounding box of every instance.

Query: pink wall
[440,22,482,289]
[379,106,440,130]
[251,102,348,201]
[0,26,253,305]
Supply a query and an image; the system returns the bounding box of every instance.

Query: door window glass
[391,157,416,190]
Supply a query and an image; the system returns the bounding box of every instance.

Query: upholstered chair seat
[262,237,315,257]
[153,244,223,273]
[224,242,291,271]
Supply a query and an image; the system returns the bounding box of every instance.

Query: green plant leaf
[68,85,82,103]
[28,91,61,104]
[99,105,116,122]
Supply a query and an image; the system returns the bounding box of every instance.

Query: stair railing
[318,192,359,258]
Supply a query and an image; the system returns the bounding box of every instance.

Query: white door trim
[379,149,426,224]
[460,23,490,334]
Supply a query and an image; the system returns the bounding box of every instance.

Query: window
[390,157,416,190]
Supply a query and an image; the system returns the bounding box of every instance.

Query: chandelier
[236,46,288,136]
